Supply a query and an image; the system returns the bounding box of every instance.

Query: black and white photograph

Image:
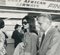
[0,0,60,55]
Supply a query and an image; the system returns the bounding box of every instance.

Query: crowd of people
[0,13,60,55]
[0,19,7,55]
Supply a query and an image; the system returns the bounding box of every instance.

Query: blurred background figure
[0,19,7,55]
[2,31,8,49]
[12,24,24,48]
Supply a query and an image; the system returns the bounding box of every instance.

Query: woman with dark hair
[0,19,7,55]
[22,15,38,34]
[22,18,38,55]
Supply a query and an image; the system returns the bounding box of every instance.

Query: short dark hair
[14,24,21,29]
[0,19,4,28]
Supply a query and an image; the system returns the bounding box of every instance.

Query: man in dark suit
[12,24,24,48]
[37,13,60,55]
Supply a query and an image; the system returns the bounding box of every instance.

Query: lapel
[39,27,56,55]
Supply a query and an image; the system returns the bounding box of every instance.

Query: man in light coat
[37,13,60,55]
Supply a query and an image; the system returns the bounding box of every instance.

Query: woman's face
[23,19,29,29]
[23,23,29,29]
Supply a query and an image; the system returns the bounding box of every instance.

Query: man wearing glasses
[37,13,60,55]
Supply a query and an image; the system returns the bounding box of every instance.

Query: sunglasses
[23,22,28,25]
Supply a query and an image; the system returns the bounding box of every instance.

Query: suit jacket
[12,30,24,48]
[39,26,60,55]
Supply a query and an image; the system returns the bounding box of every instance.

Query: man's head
[15,24,22,31]
[37,13,52,32]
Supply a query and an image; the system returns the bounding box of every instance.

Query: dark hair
[22,15,34,24]
[0,19,4,28]
[14,24,20,29]
[22,15,38,35]
[29,24,38,35]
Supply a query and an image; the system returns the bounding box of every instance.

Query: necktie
[40,33,45,47]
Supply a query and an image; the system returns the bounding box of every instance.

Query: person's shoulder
[48,26,56,33]
[31,32,38,36]
[49,26,60,36]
